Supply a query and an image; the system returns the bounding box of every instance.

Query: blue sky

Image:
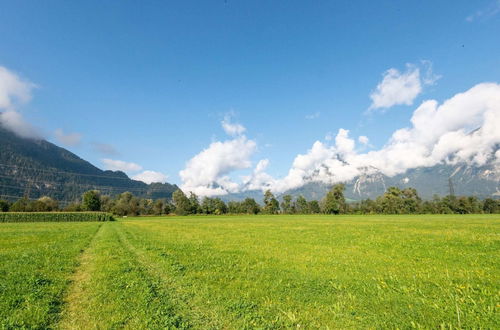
[0,1,499,194]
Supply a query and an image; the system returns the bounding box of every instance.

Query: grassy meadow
[0,214,498,328]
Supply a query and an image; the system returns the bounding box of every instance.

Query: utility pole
[24,179,32,199]
[448,177,455,197]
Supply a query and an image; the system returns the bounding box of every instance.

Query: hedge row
[0,212,115,222]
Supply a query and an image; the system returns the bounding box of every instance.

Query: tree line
[1,184,498,216]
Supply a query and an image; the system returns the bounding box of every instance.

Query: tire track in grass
[116,223,294,329]
[113,224,191,329]
[112,224,201,328]
[57,223,190,329]
[52,223,104,324]
[1,222,103,329]
[56,223,106,329]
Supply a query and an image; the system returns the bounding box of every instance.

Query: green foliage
[188,192,201,214]
[0,212,114,222]
[483,198,500,213]
[227,198,261,214]
[307,200,321,214]
[64,202,83,212]
[0,199,11,212]
[172,189,191,215]
[112,191,140,216]
[10,197,33,212]
[152,199,165,215]
[82,190,101,211]
[241,198,261,214]
[280,195,293,214]
[263,190,280,214]
[9,196,59,212]
[294,195,308,214]
[374,187,422,214]
[3,186,498,217]
[322,184,346,214]
[33,196,59,211]
[201,197,227,215]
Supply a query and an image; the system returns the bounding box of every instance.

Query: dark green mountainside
[0,126,177,203]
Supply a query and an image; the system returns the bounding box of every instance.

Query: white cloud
[0,66,41,139]
[263,82,500,193]
[305,112,320,119]
[102,158,143,172]
[180,82,500,197]
[180,135,256,196]
[369,62,440,111]
[102,158,168,184]
[335,128,355,154]
[180,118,257,196]
[242,159,275,191]
[466,0,500,22]
[358,136,369,145]
[54,128,82,147]
[132,170,168,184]
[0,111,42,139]
[0,66,35,110]
[221,115,246,136]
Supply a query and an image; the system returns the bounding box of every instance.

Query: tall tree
[82,190,101,211]
[172,189,191,215]
[241,198,261,214]
[376,187,404,214]
[10,197,32,212]
[401,188,422,213]
[189,192,201,214]
[322,184,346,214]
[483,198,499,214]
[213,198,227,215]
[294,196,308,214]
[153,199,165,215]
[33,196,59,211]
[280,195,293,214]
[112,192,138,216]
[308,200,321,214]
[263,190,280,214]
[201,197,215,214]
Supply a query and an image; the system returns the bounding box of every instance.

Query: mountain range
[1,125,499,203]
[282,162,500,201]
[0,126,178,203]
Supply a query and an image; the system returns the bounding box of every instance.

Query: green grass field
[1,215,498,328]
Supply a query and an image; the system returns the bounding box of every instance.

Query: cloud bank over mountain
[0,65,169,185]
[180,82,500,196]
[0,66,41,139]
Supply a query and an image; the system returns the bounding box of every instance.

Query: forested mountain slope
[0,126,177,202]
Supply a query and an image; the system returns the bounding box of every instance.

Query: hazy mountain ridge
[225,160,500,202]
[282,161,500,201]
[0,126,178,202]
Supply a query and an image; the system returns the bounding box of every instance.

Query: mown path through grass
[57,222,189,329]
[0,222,102,328]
